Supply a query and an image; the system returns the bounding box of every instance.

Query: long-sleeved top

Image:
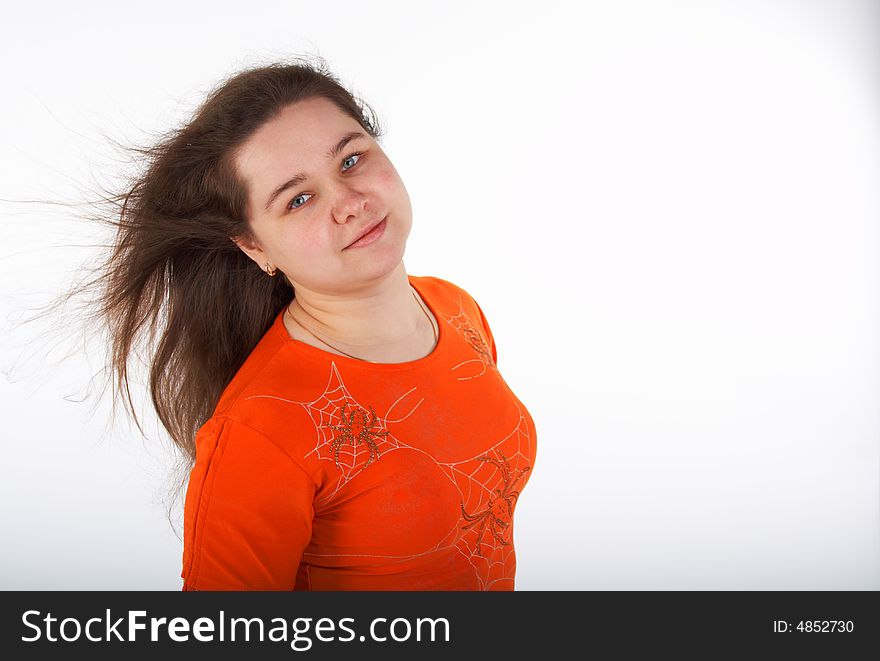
[181,274,537,590]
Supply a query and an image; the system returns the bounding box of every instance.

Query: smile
[344,216,387,250]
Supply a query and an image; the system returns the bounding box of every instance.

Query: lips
[345,216,387,249]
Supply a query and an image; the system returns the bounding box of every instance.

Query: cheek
[275,223,322,260]
[375,161,405,191]
[378,166,396,186]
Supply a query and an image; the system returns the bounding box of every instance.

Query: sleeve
[181,416,316,591]
[473,298,498,366]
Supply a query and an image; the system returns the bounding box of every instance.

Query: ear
[230,234,266,267]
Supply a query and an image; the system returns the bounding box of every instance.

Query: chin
[359,240,407,281]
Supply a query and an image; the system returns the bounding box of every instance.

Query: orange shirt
[181,275,537,590]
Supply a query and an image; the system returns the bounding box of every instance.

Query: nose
[331,185,368,225]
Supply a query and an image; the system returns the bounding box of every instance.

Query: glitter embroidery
[459,450,531,557]
[327,401,389,470]
[461,321,495,367]
[444,292,497,381]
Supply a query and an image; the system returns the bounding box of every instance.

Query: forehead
[235,97,364,196]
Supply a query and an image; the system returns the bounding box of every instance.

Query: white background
[1,0,878,590]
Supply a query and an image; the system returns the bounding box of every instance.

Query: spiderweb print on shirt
[443,292,497,381]
[301,363,426,504]
[244,362,424,505]
[243,356,534,590]
[431,403,533,589]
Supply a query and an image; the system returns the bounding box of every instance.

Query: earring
[265,263,277,277]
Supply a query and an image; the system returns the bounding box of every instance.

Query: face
[232,96,413,294]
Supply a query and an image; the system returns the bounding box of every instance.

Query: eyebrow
[263,130,368,212]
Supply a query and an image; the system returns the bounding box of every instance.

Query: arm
[181,416,315,590]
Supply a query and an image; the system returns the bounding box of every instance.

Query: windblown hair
[66,57,383,468]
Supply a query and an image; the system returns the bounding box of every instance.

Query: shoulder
[212,312,291,416]
[410,274,486,310]
[211,312,334,427]
[191,414,318,484]
[411,274,497,361]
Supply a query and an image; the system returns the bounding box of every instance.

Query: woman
[94,59,537,590]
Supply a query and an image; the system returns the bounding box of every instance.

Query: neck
[288,262,428,348]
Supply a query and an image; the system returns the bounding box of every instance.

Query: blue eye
[342,153,361,171]
[288,193,313,210]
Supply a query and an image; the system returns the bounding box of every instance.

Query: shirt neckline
[272,274,447,371]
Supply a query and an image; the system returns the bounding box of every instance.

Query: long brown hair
[52,57,384,470]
